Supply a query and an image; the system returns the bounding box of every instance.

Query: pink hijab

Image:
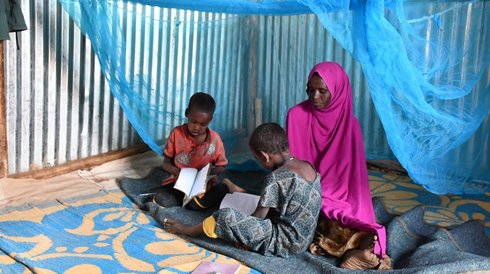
[286,62,386,257]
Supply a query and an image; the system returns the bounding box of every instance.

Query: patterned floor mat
[369,170,489,235]
[0,169,488,273]
[0,191,257,273]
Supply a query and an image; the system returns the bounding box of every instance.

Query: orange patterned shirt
[163,124,228,185]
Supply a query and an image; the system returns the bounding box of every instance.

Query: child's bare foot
[309,242,327,256]
[340,248,380,270]
[163,218,203,237]
[340,234,389,270]
[222,178,246,193]
[358,234,377,250]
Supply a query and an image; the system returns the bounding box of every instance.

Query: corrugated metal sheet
[4,2,248,174]
[111,5,248,147]
[4,0,140,174]
[407,1,490,179]
[4,1,488,177]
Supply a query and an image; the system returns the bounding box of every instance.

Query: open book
[220,192,260,215]
[174,163,212,206]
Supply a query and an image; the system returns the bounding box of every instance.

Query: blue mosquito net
[58,0,489,194]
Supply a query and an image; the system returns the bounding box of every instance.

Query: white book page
[189,163,210,197]
[220,192,260,215]
[174,167,198,196]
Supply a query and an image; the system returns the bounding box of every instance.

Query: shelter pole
[0,41,7,178]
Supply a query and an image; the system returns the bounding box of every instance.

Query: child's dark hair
[185,92,216,116]
[249,123,288,154]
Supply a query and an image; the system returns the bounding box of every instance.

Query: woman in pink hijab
[286,62,390,269]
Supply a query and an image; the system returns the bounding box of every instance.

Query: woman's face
[306,74,331,110]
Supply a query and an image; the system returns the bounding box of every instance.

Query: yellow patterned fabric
[369,171,490,231]
[0,170,488,272]
[0,191,253,273]
[203,216,219,239]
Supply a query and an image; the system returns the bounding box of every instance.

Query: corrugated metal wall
[4,1,249,174]
[112,5,248,143]
[4,0,140,174]
[3,1,488,176]
[412,1,490,180]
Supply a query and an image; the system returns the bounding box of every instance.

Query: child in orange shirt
[155,92,238,210]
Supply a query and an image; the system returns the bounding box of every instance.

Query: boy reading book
[164,123,322,258]
[155,92,234,210]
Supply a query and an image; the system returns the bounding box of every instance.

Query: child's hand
[206,174,217,184]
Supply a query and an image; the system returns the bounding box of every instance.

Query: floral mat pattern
[0,192,257,273]
[369,170,489,235]
[0,170,488,273]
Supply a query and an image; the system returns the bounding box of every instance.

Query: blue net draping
[58,0,489,194]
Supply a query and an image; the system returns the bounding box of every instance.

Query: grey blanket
[119,169,490,274]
